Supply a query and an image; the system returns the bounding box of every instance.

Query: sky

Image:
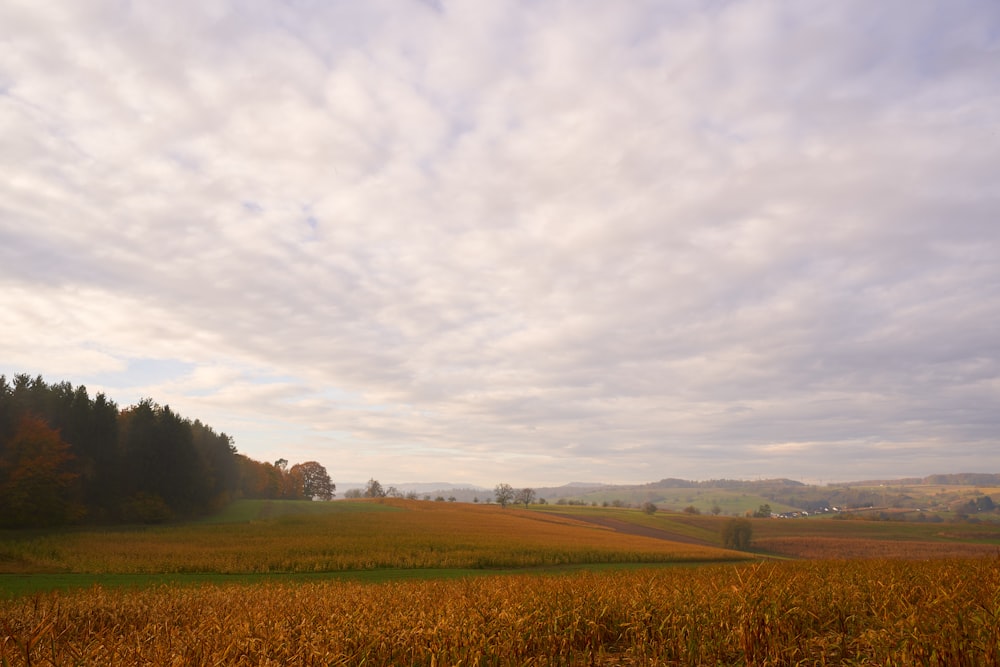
[2,1,998,488]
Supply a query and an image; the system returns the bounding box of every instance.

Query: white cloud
[2,0,998,485]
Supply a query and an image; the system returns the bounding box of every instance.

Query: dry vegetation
[4,499,1000,665]
[3,559,999,665]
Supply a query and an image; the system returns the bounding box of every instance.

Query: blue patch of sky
[91,357,196,389]
[414,0,443,14]
[693,116,748,143]
[163,149,201,172]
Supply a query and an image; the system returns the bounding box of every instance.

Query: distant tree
[753,504,772,518]
[290,461,334,500]
[364,478,386,498]
[642,501,658,515]
[683,505,701,515]
[494,483,515,508]
[515,487,536,508]
[711,503,722,516]
[344,488,363,499]
[722,518,753,550]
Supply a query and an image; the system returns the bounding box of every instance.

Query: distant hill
[336,474,999,516]
[846,473,1000,487]
[921,473,1000,486]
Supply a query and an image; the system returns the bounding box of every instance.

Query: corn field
[3,558,999,665]
[0,501,740,574]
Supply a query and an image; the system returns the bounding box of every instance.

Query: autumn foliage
[0,415,81,527]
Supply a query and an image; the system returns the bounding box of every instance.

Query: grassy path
[1,561,718,598]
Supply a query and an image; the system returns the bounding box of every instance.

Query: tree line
[0,374,333,528]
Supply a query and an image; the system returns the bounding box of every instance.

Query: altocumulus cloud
[1,0,998,486]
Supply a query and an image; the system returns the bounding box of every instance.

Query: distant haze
[2,1,998,487]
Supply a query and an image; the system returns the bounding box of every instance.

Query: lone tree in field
[515,487,536,508]
[289,461,335,500]
[494,483,514,508]
[721,517,753,550]
[641,501,658,515]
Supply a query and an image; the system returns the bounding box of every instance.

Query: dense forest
[0,374,334,528]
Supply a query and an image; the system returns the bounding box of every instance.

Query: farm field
[3,559,999,665]
[3,499,1000,664]
[540,503,1000,559]
[750,514,1000,559]
[0,499,744,582]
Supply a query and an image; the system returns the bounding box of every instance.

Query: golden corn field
[3,558,999,666]
[4,500,1000,665]
[0,500,743,574]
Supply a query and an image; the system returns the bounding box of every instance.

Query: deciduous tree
[290,461,335,500]
[515,487,536,508]
[0,415,82,527]
[494,483,514,508]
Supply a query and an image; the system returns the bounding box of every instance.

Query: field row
[3,559,999,665]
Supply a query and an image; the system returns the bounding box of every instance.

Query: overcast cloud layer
[2,1,998,487]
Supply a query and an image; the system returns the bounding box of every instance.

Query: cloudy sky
[2,1,998,488]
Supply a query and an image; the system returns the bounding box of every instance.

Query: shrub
[122,492,173,524]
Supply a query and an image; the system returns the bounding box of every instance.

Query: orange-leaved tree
[0,415,82,527]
